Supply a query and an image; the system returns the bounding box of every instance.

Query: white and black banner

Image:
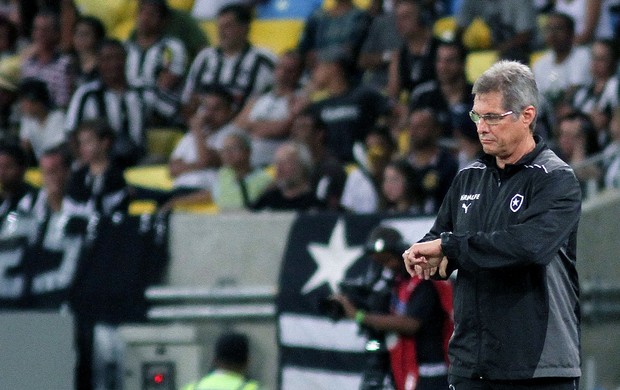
[0,212,169,319]
[276,213,435,390]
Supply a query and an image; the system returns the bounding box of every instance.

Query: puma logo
[462,203,471,213]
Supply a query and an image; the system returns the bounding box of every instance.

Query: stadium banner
[0,212,169,317]
[277,213,435,390]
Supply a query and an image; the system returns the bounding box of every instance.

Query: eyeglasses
[469,110,514,125]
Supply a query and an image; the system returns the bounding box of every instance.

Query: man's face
[557,118,584,157]
[395,2,422,38]
[472,91,528,161]
[0,154,24,190]
[40,153,69,195]
[274,54,301,88]
[220,135,249,169]
[436,45,463,83]
[137,3,165,36]
[274,146,302,187]
[98,45,126,83]
[544,15,573,52]
[311,61,339,90]
[201,94,233,129]
[291,115,316,145]
[32,15,59,49]
[408,110,437,149]
[78,129,109,163]
[217,12,248,51]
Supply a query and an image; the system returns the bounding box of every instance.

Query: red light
[153,373,165,384]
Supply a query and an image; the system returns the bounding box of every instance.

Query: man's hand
[402,239,449,279]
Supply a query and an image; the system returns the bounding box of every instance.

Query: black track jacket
[421,136,582,380]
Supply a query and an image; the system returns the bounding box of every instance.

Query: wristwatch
[440,231,459,260]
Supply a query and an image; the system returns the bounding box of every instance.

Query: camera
[317,225,409,390]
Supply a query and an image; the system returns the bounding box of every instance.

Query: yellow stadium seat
[200,21,217,45]
[433,16,457,41]
[250,19,305,54]
[146,127,185,163]
[173,202,219,213]
[124,164,174,191]
[128,200,158,215]
[462,18,492,51]
[74,0,138,40]
[201,19,305,55]
[465,50,498,83]
[25,167,42,188]
[323,0,370,9]
[168,0,194,12]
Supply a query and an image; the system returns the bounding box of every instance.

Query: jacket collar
[480,135,546,171]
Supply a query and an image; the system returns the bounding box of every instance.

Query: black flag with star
[276,212,441,389]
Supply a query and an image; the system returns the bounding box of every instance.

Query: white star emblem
[510,194,524,212]
[301,219,365,294]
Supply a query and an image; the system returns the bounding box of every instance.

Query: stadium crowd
[0,0,619,218]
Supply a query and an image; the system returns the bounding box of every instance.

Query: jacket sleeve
[442,167,582,271]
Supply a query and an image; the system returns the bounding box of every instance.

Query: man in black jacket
[403,60,582,389]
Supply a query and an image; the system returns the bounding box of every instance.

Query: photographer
[331,225,453,390]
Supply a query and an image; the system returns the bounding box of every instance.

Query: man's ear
[522,105,536,127]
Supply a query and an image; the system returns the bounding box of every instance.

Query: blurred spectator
[63,119,129,217]
[21,10,75,109]
[65,39,146,169]
[556,111,602,189]
[15,0,61,41]
[0,142,38,220]
[408,40,473,139]
[533,12,591,111]
[160,2,210,60]
[30,145,72,219]
[191,0,262,20]
[233,50,303,168]
[386,0,438,101]
[126,0,188,127]
[17,77,66,164]
[453,111,483,170]
[455,0,537,63]
[182,332,261,390]
[211,131,271,210]
[572,38,619,148]
[602,105,620,189]
[168,85,237,195]
[251,141,324,211]
[161,131,272,212]
[182,4,276,113]
[307,47,393,163]
[379,158,422,214]
[290,108,347,211]
[297,0,371,72]
[340,126,396,213]
[0,15,18,60]
[403,107,458,214]
[0,56,20,142]
[71,15,106,87]
[357,0,403,91]
[554,0,617,45]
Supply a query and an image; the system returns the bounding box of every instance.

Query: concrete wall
[577,190,620,389]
